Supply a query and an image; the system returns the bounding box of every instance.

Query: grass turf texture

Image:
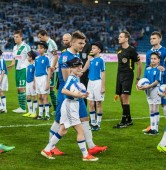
[0,62,165,170]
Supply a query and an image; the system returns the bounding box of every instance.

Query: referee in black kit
[80,42,92,106]
[113,31,142,128]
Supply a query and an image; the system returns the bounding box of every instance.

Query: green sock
[20,92,26,110]
[50,91,56,111]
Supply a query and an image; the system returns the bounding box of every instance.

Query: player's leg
[41,124,67,159]
[23,94,32,117]
[96,101,102,128]
[89,100,96,126]
[157,127,166,153]
[50,72,56,114]
[73,124,98,161]
[43,94,50,120]
[37,94,44,119]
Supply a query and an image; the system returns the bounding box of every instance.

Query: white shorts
[87,80,104,101]
[26,81,36,96]
[35,75,50,94]
[0,74,8,91]
[60,99,81,129]
[146,86,161,104]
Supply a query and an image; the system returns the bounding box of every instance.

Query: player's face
[14,34,22,44]
[150,54,160,66]
[118,33,128,44]
[63,35,71,47]
[38,34,46,41]
[37,45,45,55]
[150,35,161,46]
[91,45,100,56]
[72,39,85,52]
[27,55,32,62]
[72,65,83,76]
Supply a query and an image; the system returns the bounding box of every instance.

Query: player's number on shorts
[19,80,25,86]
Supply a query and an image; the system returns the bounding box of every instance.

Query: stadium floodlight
[94,0,99,3]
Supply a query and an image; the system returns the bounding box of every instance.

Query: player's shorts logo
[122,58,127,63]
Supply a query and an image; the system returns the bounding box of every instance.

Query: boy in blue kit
[47,31,107,156]
[35,41,51,120]
[23,50,38,118]
[139,52,162,135]
[0,50,8,113]
[41,58,98,161]
[82,41,105,130]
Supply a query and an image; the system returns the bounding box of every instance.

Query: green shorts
[50,72,57,87]
[15,69,26,88]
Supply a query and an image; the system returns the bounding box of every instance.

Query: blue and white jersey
[0,58,8,75]
[35,55,50,77]
[88,56,105,80]
[58,49,79,85]
[26,63,35,83]
[144,66,162,86]
[63,75,79,100]
[146,46,166,75]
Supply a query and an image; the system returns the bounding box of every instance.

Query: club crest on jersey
[122,58,127,63]
[82,53,87,59]
[62,56,68,62]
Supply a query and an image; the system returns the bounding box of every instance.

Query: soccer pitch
[0,62,165,170]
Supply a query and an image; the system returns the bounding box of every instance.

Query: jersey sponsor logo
[122,58,127,63]
[62,56,68,62]
[15,55,22,60]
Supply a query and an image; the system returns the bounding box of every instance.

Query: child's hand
[158,66,165,72]
[45,82,50,91]
[101,87,105,94]
[139,85,149,90]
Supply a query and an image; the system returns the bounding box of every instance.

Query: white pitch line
[0,116,164,129]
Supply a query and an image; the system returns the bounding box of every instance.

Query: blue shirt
[58,49,79,85]
[35,55,50,77]
[26,63,35,83]
[144,66,162,85]
[63,75,79,100]
[88,56,105,80]
[146,46,166,76]
[0,58,8,75]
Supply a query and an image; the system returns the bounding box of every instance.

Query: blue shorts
[161,76,166,105]
[79,99,88,118]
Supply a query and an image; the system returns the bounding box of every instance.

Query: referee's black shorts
[116,71,134,95]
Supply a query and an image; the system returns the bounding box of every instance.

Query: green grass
[0,62,165,170]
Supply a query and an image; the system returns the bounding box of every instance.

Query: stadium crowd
[0,0,165,52]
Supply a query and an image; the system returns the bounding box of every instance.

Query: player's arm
[136,59,142,83]
[0,70,5,83]
[62,68,70,81]
[51,50,59,70]
[46,67,51,91]
[82,55,92,73]
[101,71,105,94]
[62,88,88,98]
[7,59,15,70]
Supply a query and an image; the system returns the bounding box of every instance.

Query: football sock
[163,106,166,118]
[27,99,32,113]
[81,121,95,149]
[150,113,155,130]
[159,127,166,146]
[19,92,26,110]
[123,104,131,122]
[39,104,44,117]
[33,100,38,114]
[49,121,60,140]
[121,104,129,123]
[154,112,159,132]
[1,96,6,110]
[90,111,96,125]
[77,140,88,157]
[45,133,62,152]
[44,103,50,117]
[50,91,56,111]
[97,113,102,127]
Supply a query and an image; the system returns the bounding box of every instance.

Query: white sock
[97,113,102,127]
[44,104,49,117]
[0,98,3,108]
[49,121,60,140]
[155,112,160,132]
[33,100,38,114]
[77,140,88,157]
[150,113,155,130]
[81,121,95,149]
[163,106,166,118]
[39,104,44,117]
[45,133,62,152]
[90,111,96,125]
[159,128,166,146]
[1,96,6,110]
[27,100,33,113]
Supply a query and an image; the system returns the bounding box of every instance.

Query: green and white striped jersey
[13,42,31,70]
[46,38,58,66]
